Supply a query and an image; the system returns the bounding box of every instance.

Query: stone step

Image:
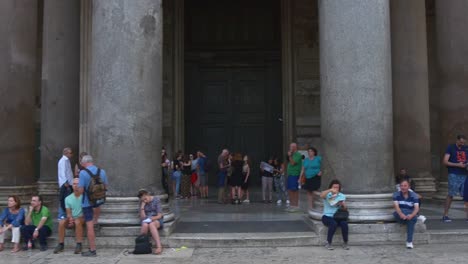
[428,229,468,244]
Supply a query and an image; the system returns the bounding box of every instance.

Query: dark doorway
[185,0,282,186]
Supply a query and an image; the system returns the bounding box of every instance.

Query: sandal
[153,247,163,255]
[11,247,21,253]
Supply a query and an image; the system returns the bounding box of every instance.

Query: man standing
[442,135,468,222]
[58,147,74,221]
[287,143,302,209]
[53,178,84,254]
[78,155,108,257]
[20,196,53,251]
[217,149,229,204]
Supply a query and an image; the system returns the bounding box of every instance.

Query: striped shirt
[392,191,419,215]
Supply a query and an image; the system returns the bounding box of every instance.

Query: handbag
[333,207,349,221]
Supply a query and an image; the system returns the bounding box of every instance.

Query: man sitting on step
[53,178,84,254]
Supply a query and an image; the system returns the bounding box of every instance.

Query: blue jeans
[322,215,348,244]
[172,171,181,195]
[393,212,417,242]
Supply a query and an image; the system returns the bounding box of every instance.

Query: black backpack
[132,234,152,254]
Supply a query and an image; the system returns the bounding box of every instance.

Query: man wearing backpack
[78,155,108,257]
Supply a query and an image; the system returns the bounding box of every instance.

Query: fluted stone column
[0,1,39,203]
[433,0,468,200]
[312,0,394,222]
[39,0,81,202]
[390,0,435,195]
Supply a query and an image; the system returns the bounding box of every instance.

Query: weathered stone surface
[0,1,39,187]
[390,0,435,193]
[39,0,80,184]
[88,0,163,196]
[435,0,468,183]
[319,0,393,194]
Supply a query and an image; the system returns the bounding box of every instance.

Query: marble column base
[308,192,394,222]
[0,185,37,207]
[99,195,177,236]
[432,182,463,201]
[412,177,436,197]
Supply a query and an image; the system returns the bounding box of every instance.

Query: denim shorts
[287,175,299,191]
[448,174,466,197]
[83,206,94,222]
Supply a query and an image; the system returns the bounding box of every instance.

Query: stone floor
[1,243,468,263]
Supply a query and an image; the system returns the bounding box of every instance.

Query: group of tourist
[0,148,112,257]
[162,149,209,200]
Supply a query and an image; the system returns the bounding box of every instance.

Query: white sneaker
[418,215,427,223]
[277,200,282,205]
[406,242,413,249]
[243,199,250,203]
[286,200,290,205]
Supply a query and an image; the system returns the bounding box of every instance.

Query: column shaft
[319,0,394,194]
[39,0,80,186]
[0,1,39,189]
[390,0,435,193]
[89,0,163,196]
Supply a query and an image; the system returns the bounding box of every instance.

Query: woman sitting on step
[138,190,164,255]
[320,179,349,250]
[0,195,25,253]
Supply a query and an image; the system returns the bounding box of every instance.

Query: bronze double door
[184,0,282,186]
[185,61,282,186]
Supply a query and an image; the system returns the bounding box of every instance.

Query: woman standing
[181,155,192,199]
[240,155,251,203]
[261,157,274,203]
[230,153,244,204]
[74,152,88,177]
[273,158,289,205]
[137,190,164,255]
[0,196,25,253]
[300,147,322,209]
[320,180,349,250]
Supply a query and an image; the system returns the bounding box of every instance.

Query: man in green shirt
[287,142,303,208]
[20,195,52,251]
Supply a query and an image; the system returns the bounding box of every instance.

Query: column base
[37,180,59,205]
[0,185,37,207]
[412,177,436,197]
[99,194,177,236]
[308,192,394,222]
[432,181,463,201]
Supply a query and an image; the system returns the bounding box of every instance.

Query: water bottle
[27,239,32,257]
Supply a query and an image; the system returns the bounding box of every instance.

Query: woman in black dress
[230,153,244,204]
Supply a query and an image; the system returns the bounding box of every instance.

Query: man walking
[20,196,53,251]
[58,148,74,221]
[78,155,108,257]
[53,178,84,254]
[442,135,468,222]
[217,149,229,204]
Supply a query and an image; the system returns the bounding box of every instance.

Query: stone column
[86,0,176,235]
[313,0,394,221]
[433,0,468,199]
[89,0,162,196]
[0,1,39,203]
[390,0,435,195]
[39,0,81,202]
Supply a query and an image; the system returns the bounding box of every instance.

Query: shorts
[83,206,94,222]
[198,172,207,186]
[217,171,227,187]
[287,175,300,191]
[464,176,468,202]
[303,176,321,192]
[448,174,466,197]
